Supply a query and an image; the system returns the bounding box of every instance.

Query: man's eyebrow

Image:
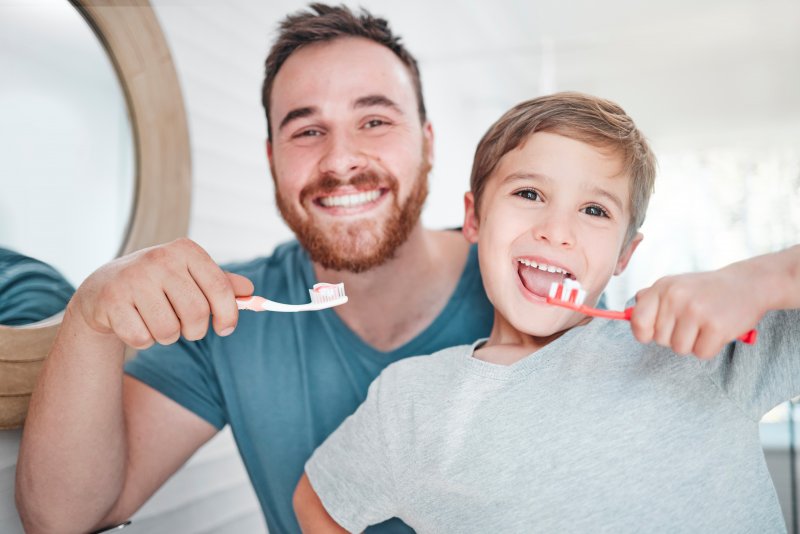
[354,94,403,114]
[278,106,318,131]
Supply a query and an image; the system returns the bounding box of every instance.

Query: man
[15,4,492,533]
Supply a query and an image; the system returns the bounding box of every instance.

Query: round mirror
[0,0,135,300]
[0,0,191,429]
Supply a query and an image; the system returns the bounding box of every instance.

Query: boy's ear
[266,139,273,165]
[614,232,643,275]
[462,192,479,243]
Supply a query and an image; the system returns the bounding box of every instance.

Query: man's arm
[294,473,349,533]
[630,244,800,358]
[15,238,252,533]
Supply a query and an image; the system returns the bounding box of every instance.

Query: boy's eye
[582,205,610,218]
[514,189,540,201]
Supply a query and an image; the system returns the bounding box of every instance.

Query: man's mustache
[300,171,396,200]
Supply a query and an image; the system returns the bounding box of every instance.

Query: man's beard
[275,157,430,274]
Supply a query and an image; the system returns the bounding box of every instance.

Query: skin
[294,473,347,534]
[294,129,800,530]
[463,131,641,365]
[16,36,469,533]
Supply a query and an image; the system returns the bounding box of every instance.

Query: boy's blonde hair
[470,92,657,245]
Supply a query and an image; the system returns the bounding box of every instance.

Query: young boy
[293,92,800,532]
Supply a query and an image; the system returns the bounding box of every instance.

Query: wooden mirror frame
[0,0,191,429]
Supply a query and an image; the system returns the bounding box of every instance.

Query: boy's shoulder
[378,343,477,389]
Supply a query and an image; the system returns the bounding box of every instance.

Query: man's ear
[265,140,278,182]
[614,232,643,275]
[462,192,479,243]
[423,121,434,168]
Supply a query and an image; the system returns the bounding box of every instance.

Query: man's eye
[295,128,322,138]
[364,119,388,129]
[514,189,540,201]
[583,205,609,218]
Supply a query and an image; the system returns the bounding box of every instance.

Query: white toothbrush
[236,282,348,312]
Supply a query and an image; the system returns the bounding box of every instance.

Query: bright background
[1,1,798,533]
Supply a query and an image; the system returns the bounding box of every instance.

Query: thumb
[226,272,255,298]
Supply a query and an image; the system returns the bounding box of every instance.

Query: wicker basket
[0,322,59,429]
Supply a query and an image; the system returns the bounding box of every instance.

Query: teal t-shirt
[124,239,493,533]
[0,247,74,325]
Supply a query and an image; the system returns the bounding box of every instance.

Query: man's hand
[629,263,765,359]
[74,237,254,349]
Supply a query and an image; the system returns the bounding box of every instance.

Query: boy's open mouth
[517,258,575,298]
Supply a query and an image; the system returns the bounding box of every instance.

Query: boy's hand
[629,264,765,359]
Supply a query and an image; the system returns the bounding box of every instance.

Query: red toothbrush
[546,280,757,345]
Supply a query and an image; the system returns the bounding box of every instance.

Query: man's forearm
[16,301,129,533]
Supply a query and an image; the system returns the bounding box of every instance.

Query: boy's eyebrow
[588,186,624,213]
[502,172,550,185]
[278,106,318,132]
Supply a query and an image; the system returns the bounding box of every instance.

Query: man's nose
[318,131,368,177]
[533,212,576,248]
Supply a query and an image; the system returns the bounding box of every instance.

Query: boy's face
[463,131,642,339]
[267,37,433,272]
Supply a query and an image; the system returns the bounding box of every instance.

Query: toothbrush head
[547,279,587,306]
[309,282,348,308]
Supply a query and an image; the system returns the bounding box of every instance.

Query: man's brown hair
[262,3,426,140]
[470,92,657,245]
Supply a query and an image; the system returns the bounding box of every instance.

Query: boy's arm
[294,473,350,533]
[299,368,403,532]
[630,244,800,359]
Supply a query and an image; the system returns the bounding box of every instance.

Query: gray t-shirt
[306,309,800,533]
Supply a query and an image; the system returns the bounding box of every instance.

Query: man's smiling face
[268,37,433,272]
[464,131,641,338]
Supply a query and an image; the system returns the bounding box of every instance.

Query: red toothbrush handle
[617,307,758,345]
[576,306,633,320]
[621,307,756,345]
[737,330,758,345]
[554,299,758,345]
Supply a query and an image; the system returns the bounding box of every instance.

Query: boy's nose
[533,215,576,248]
[318,132,368,177]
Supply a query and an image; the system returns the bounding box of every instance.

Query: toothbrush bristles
[309,282,347,303]
[548,280,586,306]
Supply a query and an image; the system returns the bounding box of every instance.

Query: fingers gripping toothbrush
[236,282,348,312]
[546,279,757,345]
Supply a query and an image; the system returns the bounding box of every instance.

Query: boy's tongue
[519,264,565,298]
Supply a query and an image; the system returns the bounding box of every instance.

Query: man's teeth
[517,258,570,276]
[319,190,381,208]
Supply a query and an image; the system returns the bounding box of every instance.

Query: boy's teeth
[320,190,381,208]
[517,258,569,276]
